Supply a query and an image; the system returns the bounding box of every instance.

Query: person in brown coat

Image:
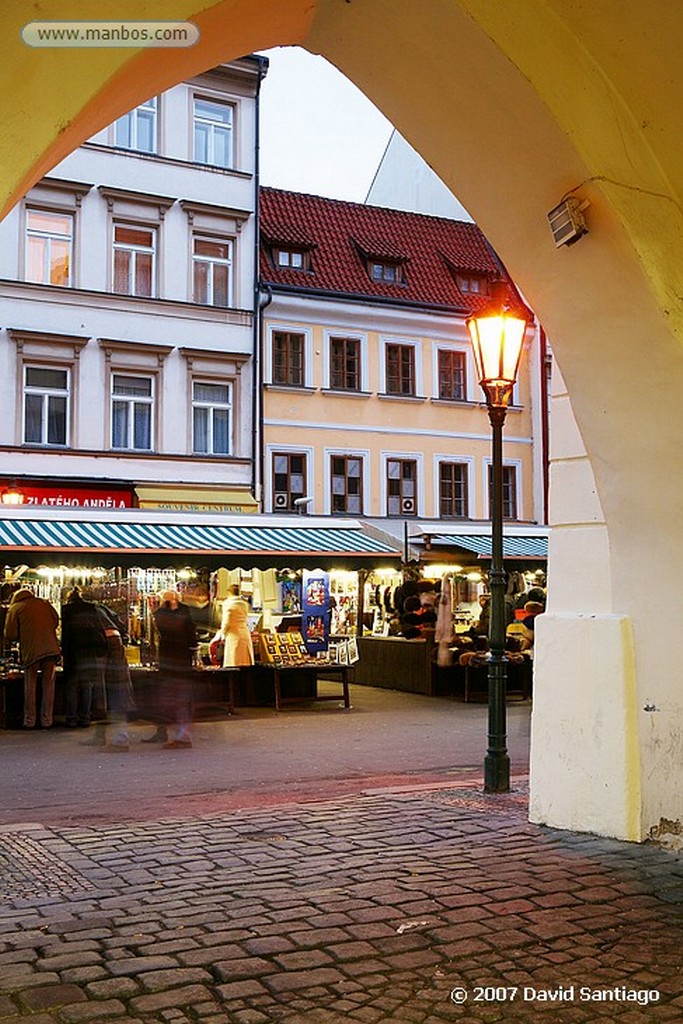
[4,588,60,728]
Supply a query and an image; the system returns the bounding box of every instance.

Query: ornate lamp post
[466,290,529,793]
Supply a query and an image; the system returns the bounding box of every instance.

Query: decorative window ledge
[264,384,317,395]
[378,392,428,403]
[321,389,373,398]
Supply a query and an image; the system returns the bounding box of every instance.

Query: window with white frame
[193,236,232,306]
[25,210,73,287]
[114,97,157,152]
[113,224,155,297]
[193,97,233,168]
[23,366,69,446]
[437,349,467,401]
[192,381,232,455]
[272,331,305,386]
[387,458,417,517]
[385,342,416,396]
[488,464,519,520]
[439,462,469,518]
[329,336,361,391]
[111,374,153,450]
[272,452,308,512]
[331,455,363,515]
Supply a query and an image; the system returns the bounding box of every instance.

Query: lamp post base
[484,751,510,793]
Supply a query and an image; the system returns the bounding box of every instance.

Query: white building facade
[0,57,266,513]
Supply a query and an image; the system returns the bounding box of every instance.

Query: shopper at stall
[61,586,108,729]
[216,584,255,667]
[3,588,60,729]
[153,590,197,749]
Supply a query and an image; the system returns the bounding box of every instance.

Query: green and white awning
[429,534,548,559]
[0,515,402,569]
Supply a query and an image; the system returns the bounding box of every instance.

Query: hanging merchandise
[301,569,330,654]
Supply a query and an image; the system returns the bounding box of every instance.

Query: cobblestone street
[1,775,682,1023]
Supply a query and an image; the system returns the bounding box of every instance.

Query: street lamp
[466,288,529,793]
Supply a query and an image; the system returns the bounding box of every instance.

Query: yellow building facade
[259,189,544,534]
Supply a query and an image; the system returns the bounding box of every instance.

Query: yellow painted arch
[2,0,683,839]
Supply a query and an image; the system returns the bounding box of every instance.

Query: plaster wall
[1,0,682,839]
[263,297,539,522]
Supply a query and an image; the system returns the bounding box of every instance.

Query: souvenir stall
[0,506,402,726]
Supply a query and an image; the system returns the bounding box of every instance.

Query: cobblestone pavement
[1,778,682,1023]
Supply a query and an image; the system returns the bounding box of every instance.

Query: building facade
[0,57,266,514]
[258,187,546,555]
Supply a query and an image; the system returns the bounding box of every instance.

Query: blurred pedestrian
[152,590,197,749]
[3,588,60,729]
[86,605,136,752]
[216,584,254,667]
[61,586,108,729]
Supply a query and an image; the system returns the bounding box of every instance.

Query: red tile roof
[259,187,520,313]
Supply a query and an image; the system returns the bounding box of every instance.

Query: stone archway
[3,0,682,842]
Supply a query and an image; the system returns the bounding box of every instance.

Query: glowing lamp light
[1,482,25,505]
[466,301,528,409]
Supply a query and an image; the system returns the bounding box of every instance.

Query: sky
[258,46,394,203]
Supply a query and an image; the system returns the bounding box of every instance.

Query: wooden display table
[269,663,350,711]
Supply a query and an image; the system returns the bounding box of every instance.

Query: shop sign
[17,485,133,510]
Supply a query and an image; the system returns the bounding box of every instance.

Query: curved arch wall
[2,0,682,841]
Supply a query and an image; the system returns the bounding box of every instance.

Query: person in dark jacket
[61,586,107,729]
[3,588,60,728]
[152,590,197,749]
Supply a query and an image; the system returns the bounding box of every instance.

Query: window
[330,337,361,391]
[193,97,233,168]
[370,259,404,284]
[272,331,304,386]
[387,459,417,517]
[438,349,467,401]
[23,366,69,445]
[439,463,468,518]
[331,455,363,515]
[272,453,307,512]
[114,97,157,152]
[456,273,488,294]
[386,343,416,396]
[113,224,155,297]
[26,210,72,286]
[193,236,232,306]
[111,374,153,450]
[488,464,518,520]
[275,247,309,271]
[192,381,231,455]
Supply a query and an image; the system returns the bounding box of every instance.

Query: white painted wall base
[529,613,641,842]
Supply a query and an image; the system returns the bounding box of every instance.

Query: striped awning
[0,516,402,569]
[429,534,548,559]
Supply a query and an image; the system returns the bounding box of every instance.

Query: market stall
[0,507,402,725]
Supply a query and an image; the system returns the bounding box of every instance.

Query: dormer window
[275,247,310,271]
[370,259,405,284]
[456,273,488,294]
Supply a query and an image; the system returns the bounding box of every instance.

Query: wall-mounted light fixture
[1,481,25,505]
[547,196,589,247]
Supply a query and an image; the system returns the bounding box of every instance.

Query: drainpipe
[251,55,268,510]
[257,284,273,512]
